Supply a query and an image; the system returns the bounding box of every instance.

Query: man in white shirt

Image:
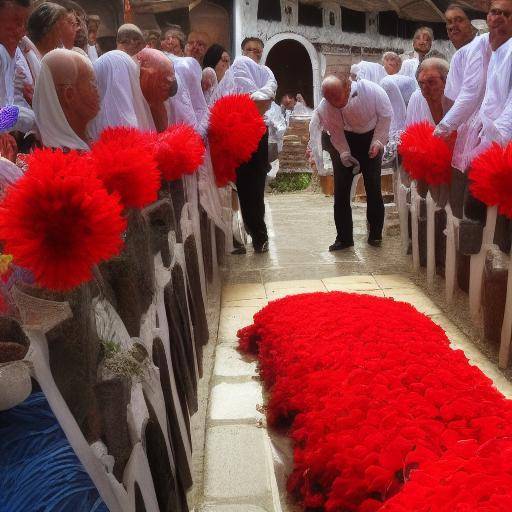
[399,27,434,78]
[310,75,392,250]
[0,0,34,159]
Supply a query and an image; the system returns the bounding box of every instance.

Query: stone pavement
[195,192,512,511]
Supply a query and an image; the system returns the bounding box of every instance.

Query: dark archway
[265,39,314,108]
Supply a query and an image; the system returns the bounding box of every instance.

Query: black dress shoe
[254,240,269,253]
[367,237,383,247]
[329,240,354,251]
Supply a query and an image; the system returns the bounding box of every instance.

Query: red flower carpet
[238,292,512,511]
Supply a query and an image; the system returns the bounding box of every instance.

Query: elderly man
[406,58,449,126]
[0,0,35,159]
[231,43,277,253]
[241,36,265,64]
[185,31,209,64]
[400,27,434,78]
[162,27,185,57]
[33,48,99,150]
[117,23,145,57]
[310,75,392,250]
[135,47,178,132]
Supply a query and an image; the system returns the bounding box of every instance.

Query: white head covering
[89,50,155,140]
[32,49,90,150]
[380,74,418,138]
[405,89,435,127]
[354,61,386,83]
[167,55,209,136]
[212,55,277,102]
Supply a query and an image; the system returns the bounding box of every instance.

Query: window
[298,2,323,27]
[341,8,366,33]
[378,11,447,40]
[257,0,282,22]
[329,11,335,26]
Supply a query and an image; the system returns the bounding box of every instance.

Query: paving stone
[372,274,415,289]
[210,381,263,421]
[222,283,267,302]
[204,426,271,499]
[264,279,326,291]
[214,345,258,378]
[200,505,269,512]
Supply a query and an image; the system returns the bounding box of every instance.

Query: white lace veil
[380,74,417,138]
[89,50,155,140]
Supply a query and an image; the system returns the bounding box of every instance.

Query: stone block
[435,208,447,275]
[418,216,427,267]
[457,251,471,293]
[449,168,467,219]
[201,506,269,512]
[494,214,511,254]
[482,247,508,347]
[459,219,484,255]
[204,426,271,499]
[209,381,263,421]
[213,345,258,378]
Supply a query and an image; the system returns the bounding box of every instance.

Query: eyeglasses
[489,8,512,18]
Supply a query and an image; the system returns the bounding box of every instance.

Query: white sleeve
[489,87,512,145]
[438,42,488,132]
[372,84,393,146]
[309,110,325,173]
[250,65,277,101]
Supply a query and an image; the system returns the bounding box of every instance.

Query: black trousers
[325,130,384,243]
[235,130,270,247]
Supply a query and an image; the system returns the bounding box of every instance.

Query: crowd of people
[311,0,512,252]
[0,0,278,254]
[1,0,512,257]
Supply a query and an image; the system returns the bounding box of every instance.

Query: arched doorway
[265,39,314,108]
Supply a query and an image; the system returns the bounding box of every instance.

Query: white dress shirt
[310,79,393,173]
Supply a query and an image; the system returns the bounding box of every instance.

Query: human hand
[369,141,383,159]
[0,134,18,162]
[254,99,272,115]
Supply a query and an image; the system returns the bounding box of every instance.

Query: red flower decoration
[399,122,453,185]
[239,292,512,510]
[0,149,126,291]
[90,126,161,209]
[208,93,266,187]
[152,123,205,181]
[469,142,512,218]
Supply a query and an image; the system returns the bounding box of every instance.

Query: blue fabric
[0,392,109,512]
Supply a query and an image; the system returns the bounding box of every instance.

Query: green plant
[270,172,312,193]
[101,340,148,381]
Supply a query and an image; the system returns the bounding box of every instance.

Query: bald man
[33,48,99,149]
[135,47,178,132]
[117,23,145,56]
[310,75,393,250]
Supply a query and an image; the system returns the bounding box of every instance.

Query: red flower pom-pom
[153,123,205,181]
[0,149,126,291]
[469,142,512,218]
[90,127,161,209]
[398,122,453,185]
[208,94,266,187]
